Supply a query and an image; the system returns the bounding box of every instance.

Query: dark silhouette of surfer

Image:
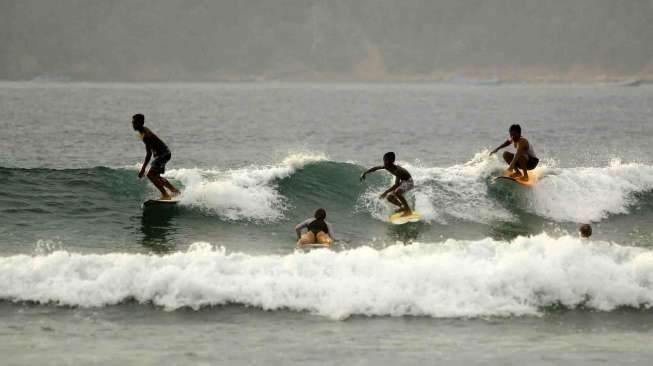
[132,114,180,200]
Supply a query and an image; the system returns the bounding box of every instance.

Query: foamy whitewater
[163,153,327,221]
[2,234,652,319]
[530,160,653,222]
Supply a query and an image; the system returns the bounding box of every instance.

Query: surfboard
[143,198,180,206]
[389,212,422,225]
[493,173,538,188]
[297,243,331,250]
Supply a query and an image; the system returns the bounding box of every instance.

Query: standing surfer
[360,152,414,216]
[490,124,539,182]
[132,114,180,200]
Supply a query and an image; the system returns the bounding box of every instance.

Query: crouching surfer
[490,124,539,182]
[295,208,335,247]
[360,152,414,216]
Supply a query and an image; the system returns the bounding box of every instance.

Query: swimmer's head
[314,208,326,220]
[132,114,145,132]
[383,152,396,167]
[579,224,592,239]
[509,124,521,141]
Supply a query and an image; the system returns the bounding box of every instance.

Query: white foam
[358,152,513,224]
[164,153,327,221]
[359,154,653,224]
[530,160,653,222]
[2,234,652,319]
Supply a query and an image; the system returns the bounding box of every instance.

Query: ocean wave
[3,153,653,224]
[1,234,652,319]
[360,154,653,224]
[161,153,327,221]
[358,152,513,224]
[529,159,653,222]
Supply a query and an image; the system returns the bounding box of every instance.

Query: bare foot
[160,193,172,200]
[401,209,413,217]
[518,175,529,182]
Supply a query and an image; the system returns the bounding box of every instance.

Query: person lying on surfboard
[295,208,335,247]
[490,124,539,182]
[360,152,414,216]
[132,114,180,200]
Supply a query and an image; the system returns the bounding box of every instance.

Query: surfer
[132,114,180,200]
[295,208,335,247]
[360,152,414,216]
[490,124,539,181]
[580,224,592,239]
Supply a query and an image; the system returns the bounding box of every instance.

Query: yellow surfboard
[389,212,422,225]
[493,173,538,188]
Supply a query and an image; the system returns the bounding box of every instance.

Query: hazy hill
[1,0,652,81]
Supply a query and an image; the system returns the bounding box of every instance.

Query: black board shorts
[150,152,171,174]
[527,156,539,170]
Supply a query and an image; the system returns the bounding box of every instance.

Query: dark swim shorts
[527,157,539,170]
[150,152,171,174]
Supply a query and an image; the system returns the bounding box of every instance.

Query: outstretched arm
[360,166,384,181]
[490,140,511,155]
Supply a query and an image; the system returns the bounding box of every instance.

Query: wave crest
[2,234,652,319]
[165,153,327,221]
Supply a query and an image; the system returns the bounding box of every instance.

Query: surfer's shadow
[137,205,182,253]
[483,174,552,239]
[386,221,428,244]
[485,176,536,210]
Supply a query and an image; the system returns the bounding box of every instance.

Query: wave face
[1,234,652,318]
[3,154,653,227]
[160,153,653,225]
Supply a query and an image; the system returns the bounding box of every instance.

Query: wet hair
[579,224,592,238]
[509,124,521,135]
[383,151,396,163]
[132,114,145,129]
[314,208,326,220]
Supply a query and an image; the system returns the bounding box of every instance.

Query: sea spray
[164,153,327,221]
[530,159,653,222]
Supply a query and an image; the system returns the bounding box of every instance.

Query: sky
[1,0,652,81]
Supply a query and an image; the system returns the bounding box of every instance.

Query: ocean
[1,82,652,365]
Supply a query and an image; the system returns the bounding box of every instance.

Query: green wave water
[3,155,653,255]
